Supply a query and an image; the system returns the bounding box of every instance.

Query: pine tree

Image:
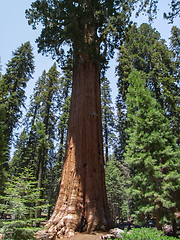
[11,64,61,218]
[0,42,34,146]
[124,70,180,235]
[170,26,180,67]
[0,168,47,240]
[105,155,130,223]
[0,105,8,197]
[0,42,34,198]
[101,76,115,163]
[169,26,180,145]
[0,57,2,79]
[116,23,180,157]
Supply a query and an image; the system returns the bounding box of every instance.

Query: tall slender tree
[11,64,61,218]
[124,70,180,235]
[0,105,7,197]
[116,23,180,157]
[105,154,130,223]
[169,26,180,146]
[0,42,34,146]
[101,76,115,163]
[0,42,34,197]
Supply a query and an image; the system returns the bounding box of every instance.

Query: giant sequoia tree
[26,0,158,238]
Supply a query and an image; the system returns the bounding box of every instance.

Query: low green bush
[110,228,177,240]
[1,220,42,240]
[0,169,48,240]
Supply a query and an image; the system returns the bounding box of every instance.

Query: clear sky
[0,0,180,107]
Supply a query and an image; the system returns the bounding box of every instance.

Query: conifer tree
[170,26,180,65]
[124,70,180,235]
[0,42,34,198]
[11,64,61,217]
[115,45,131,160]
[105,155,130,223]
[0,42,34,146]
[0,168,47,240]
[116,23,180,157]
[0,105,8,197]
[26,0,161,237]
[169,26,180,146]
[101,76,115,163]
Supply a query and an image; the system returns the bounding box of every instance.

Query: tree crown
[26,0,158,63]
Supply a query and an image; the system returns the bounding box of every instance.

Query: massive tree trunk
[44,58,113,239]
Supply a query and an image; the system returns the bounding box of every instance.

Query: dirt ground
[54,232,109,240]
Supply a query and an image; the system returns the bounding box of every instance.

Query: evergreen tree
[169,26,180,146]
[11,64,61,218]
[0,57,2,79]
[105,155,130,223]
[124,70,180,235]
[170,26,180,66]
[0,105,8,197]
[101,76,115,163]
[116,23,180,157]
[0,168,47,240]
[0,42,34,198]
[115,45,131,160]
[0,42,34,146]
[26,0,162,237]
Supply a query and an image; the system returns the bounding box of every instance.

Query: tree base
[36,222,111,239]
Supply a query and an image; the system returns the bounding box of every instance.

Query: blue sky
[0,0,180,107]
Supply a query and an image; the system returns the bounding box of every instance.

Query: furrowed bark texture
[45,59,113,239]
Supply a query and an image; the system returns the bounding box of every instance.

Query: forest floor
[55,231,109,240]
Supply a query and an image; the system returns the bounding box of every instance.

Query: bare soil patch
[54,232,109,240]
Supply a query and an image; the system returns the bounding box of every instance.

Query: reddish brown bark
[43,58,113,239]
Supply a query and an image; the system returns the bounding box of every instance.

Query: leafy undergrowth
[110,228,178,240]
[0,220,41,240]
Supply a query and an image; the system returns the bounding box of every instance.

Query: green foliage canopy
[25,0,159,62]
[0,42,34,144]
[124,69,180,224]
[0,168,47,240]
[115,23,180,160]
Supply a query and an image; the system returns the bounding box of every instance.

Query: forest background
[1,1,179,108]
[1,0,180,239]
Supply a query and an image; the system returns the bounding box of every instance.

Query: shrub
[2,221,40,240]
[109,228,177,240]
[0,168,48,240]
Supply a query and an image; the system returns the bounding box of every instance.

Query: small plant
[0,168,48,240]
[2,222,39,240]
[114,228,177,240]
